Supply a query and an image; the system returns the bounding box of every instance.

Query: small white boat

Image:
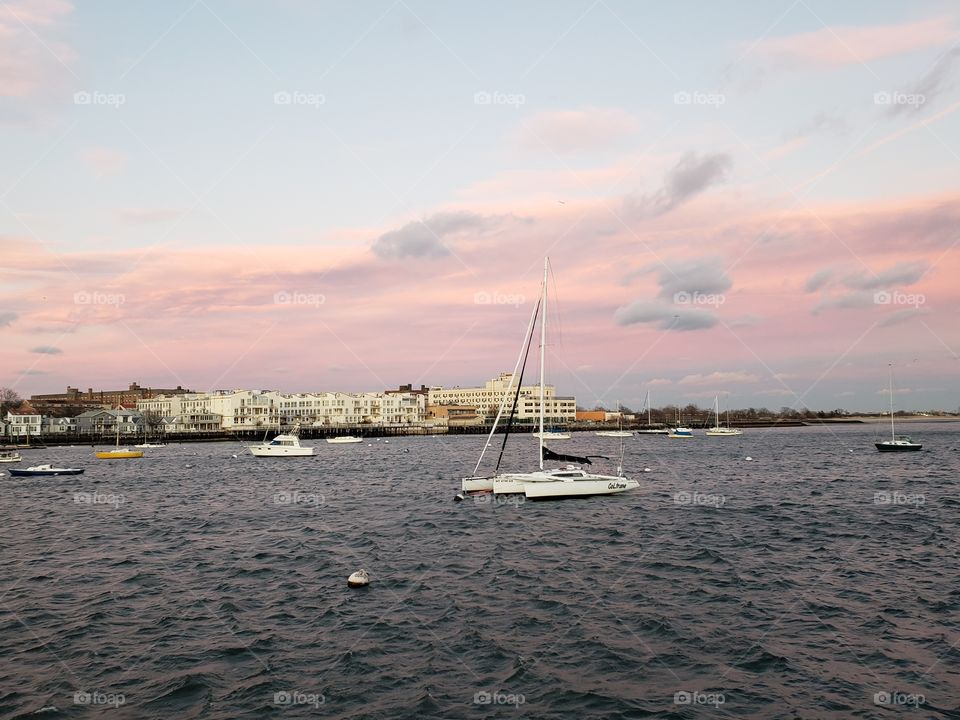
[9,464,84,476]
[134,442,166,448]
[326,436,364,444]
[636,428,670,434]
[595,430,633,437]
[249,424,314,457]
[0,450,22,463]
[532,430,571,440]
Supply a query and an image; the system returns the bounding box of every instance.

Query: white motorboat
[460,258,638,500]
[326,436,364,444]
[595,430,633,437]
[249,424,314,457]
[134,442,166,448]
[0,450,22,463]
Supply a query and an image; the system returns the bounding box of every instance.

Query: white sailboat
[705,395,742,436]
[875,365,921,452]
[596,401,633,437]
[460,258,639,500]
[635,390,669,434]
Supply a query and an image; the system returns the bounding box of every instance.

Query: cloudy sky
[1,0,958,411]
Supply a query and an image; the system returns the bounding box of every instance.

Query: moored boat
[9,464,84,476]
[326,436,364,444]
[249,424,314,456]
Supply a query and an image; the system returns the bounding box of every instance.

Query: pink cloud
[752,18,957,67]
[515,107,640,154]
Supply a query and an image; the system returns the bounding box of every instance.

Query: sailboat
[705,395,742,436]
[596,402,633,437]
[460,258,639,500]
[667,409,693,438]
[636,390,669,434]
[95,404,144,459]
[875,366,921,452]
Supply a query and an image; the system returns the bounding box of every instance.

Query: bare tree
[0,388,22,417]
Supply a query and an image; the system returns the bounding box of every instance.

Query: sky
[1,0,958,412]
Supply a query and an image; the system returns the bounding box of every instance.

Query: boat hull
[524,477,639,499]
[9,468,84,476]
[95,451,144,459]
[326,437,364,444]
[595,431,633,437]
[875,443,922,452]
[706,429,742,436]
[249,447,314,457]
[461,476,494,493]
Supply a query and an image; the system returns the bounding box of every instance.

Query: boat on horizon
[636,390,669,434]
[876,366,922,452]
[667,409,693,438]
[460,258,639,500]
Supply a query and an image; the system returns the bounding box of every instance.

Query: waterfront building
[427,372,576,422]
[5,412,43,438]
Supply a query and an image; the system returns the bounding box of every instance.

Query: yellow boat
[95,449,144,459]
[96,403,145,460]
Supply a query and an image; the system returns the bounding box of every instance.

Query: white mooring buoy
[643,467,652,473]
[454,492,465,502]
[745,456,753,461]
[347,569,370,588]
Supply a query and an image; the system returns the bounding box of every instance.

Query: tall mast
[539,257,548,470]
[888,364,895,442]
[647,390,651,426]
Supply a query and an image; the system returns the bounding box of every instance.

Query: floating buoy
[347,569,369,588]
[185,464,193,468]
[454,492,465,502]
[385,440,389,444]
[231,454,238,458]
[403,449,409,454]
[643,467,652,472]
[745,456,753,461]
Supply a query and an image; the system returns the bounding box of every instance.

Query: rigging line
[495,296,542,474]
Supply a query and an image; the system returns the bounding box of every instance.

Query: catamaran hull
[524,478,640,499]
[461,476,494,493]
[9,468,84,476]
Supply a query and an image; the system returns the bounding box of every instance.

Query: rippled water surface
[2,424,959,719]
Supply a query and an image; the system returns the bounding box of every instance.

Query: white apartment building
[428,372,576,422]
[5,413,43,437]
[139,389,426,430]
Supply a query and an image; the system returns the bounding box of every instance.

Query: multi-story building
[428,372,576,423]
[31,383,191,412]
[5,412,43,438]
[43,417,78,434]
[75,409,143,435]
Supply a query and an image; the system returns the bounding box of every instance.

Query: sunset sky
[1,0,958,412]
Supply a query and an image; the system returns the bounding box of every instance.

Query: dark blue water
[1,424,958,719]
